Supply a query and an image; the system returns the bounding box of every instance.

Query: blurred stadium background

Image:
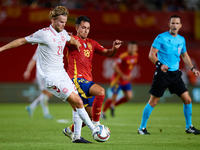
[0,0,200,103]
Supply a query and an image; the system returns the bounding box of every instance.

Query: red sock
[82,122,86,128]
[92,95,104,121]
[103,98,112,112]
[115,97,128,106]
[70,122,86,132]
[70,124,74,132]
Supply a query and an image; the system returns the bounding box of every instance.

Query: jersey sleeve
[117,52,127,65]
[181,38,187,53]
[152,35,162,50]
[64,30,71,42]
[25,29,45,45]
[134,53,139,64]
[116,53,124,65]
[93,40,105,55]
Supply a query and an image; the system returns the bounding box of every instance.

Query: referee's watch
[191,67,195,72]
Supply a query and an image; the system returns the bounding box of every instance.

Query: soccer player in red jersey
[63,15,123,141]
[101,41,139,119]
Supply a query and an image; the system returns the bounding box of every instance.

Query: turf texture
[0,103,200,150]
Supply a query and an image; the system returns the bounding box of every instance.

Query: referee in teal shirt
[138,15,200,135]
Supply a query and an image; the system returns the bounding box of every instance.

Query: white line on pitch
[57,119,71,124]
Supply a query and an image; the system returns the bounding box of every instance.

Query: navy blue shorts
[111,82,132,94]
[72,78,95,107]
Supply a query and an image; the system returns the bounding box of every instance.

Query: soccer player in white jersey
[0,6,95,143]
[24,49,53,119]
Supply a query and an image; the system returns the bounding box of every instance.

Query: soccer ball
[92,125,110,142]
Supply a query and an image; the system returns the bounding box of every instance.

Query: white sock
[30,94,43,110]
[73,110,82,140]
[92,120,100,126]
[40,94,50,116]
[76,108,95,131]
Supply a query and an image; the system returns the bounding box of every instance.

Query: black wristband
[155,61,162,68]
[191,67,195,71]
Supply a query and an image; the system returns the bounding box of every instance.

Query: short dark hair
[75,15,91,26]
[129,41,137,45]
[170,15,181,23]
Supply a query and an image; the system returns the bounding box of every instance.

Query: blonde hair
[49,6,69,20]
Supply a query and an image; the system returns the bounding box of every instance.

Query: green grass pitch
[0,103,200,150]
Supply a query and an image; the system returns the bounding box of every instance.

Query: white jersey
[25,25,71,76]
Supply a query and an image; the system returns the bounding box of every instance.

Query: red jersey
[65,35,105,81]
[110,51,139,86]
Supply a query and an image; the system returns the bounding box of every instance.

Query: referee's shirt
[152,31,186,71]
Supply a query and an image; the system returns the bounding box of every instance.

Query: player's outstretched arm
[0,38,28,52]
[102,39,123,57]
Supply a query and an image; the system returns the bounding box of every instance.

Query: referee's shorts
[149,68,188,97]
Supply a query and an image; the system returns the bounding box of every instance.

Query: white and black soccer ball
[92,125,110,142]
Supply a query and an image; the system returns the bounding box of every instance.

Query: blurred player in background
[0,6,97,143]
[63,15,123,141]
[138,15,200,135]
[101,41,139,119]
[24,49,53,119]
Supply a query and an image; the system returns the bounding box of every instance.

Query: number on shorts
[53,85,60,93]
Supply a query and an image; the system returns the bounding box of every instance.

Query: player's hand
[23,71,30,80]
[193,68,200,77]
[69,37,81,52]
[160,65,169,73]
[113,39,123,50]
[75,40,81,52]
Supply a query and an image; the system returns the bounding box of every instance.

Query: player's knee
[149,99,158,107]
[74,97,84,108]
[127,94,133,100]
[76,100,84,108]
[183,97,192,104]
[98,87,105,96]
[149,95,159,107]
[125,92,133,100]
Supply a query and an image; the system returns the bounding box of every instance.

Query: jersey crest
[29,34,33,38]
[84,49,91,57]
[61,35,65,41]
[87,43,93,51]
[178,46,182,54]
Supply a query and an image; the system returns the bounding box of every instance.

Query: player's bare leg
[115,90,132,106]
[110,94,118,117]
